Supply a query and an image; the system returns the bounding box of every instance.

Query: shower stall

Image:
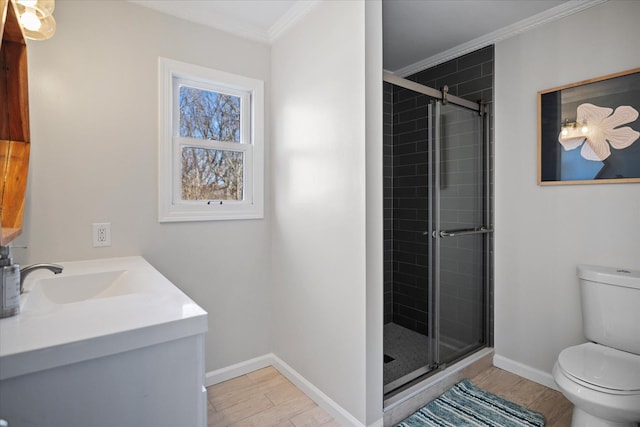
[383,71,493,398]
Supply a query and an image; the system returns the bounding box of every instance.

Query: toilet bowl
[553,265,640,427]
[552,342,640,426]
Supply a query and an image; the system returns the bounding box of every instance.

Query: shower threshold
[383,347,494,425]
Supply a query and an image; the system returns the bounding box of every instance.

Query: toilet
[553,265,640,427]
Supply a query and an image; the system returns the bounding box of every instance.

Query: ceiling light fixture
[14,0,56,40]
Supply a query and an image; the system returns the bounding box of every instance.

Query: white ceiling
[130,0,601,73]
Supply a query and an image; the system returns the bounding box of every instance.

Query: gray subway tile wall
[384,45,494,342]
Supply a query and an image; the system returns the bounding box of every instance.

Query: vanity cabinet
[0,334,208,427]
[0,257,209,427]
[0,0,30,245]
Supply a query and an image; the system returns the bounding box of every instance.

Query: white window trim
[158,57,264,222]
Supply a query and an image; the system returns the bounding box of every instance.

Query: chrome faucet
[20,264,64,294]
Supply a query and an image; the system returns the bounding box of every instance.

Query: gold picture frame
[537,68,640,185]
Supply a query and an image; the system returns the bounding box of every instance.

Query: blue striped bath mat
[396,379,545,427]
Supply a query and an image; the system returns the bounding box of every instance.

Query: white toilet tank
[578,265,640,355]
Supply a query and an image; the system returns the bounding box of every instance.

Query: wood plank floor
[470,367,573,427]
[207,366,340,427]
[206,365,573,426]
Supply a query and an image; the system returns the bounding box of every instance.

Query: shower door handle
[426,226,494,238]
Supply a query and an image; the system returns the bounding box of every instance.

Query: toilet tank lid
[577,265,640,289]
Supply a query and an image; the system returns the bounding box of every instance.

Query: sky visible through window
[179,86,243,201]
[179,86,241,142]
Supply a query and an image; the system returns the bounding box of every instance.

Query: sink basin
[19,259,153,315]
[30,270,129,304]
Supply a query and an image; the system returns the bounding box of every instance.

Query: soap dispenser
[0,246,21,318]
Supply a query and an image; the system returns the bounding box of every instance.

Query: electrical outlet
[93,223,111,247]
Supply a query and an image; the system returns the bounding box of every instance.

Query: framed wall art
[538,68,640,185]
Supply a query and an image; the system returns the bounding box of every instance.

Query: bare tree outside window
[179,86,244,200]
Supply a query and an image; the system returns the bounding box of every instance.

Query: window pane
[181,147,243,201]
[179,86,241,143]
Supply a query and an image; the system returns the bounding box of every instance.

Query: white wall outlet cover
[93,223,111,247]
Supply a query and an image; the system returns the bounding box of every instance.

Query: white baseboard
[270,354,371,427]
[205,354,274,387]
[493,354,559,391]
[205,353,384,427]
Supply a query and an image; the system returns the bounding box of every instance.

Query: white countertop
[0,256,207,380]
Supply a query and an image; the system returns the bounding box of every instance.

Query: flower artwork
[538,68,640,184]
[558,103,640,161]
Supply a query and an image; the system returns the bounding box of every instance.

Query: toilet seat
[557,342,640,394]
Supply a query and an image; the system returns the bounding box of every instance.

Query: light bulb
[20,9,42,31]
[22,14,55,40]
[17,0,55,15]
[581,124,589,134]
[561,128,569,136]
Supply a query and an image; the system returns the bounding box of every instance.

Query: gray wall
[494,0,640,387]
[271,2,377,423]
[21,1,385,423]
[20,0,273,380]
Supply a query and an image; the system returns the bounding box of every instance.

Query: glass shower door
[383,83,491,400]
[429,101,491,367]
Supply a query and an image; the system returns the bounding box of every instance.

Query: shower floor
[384,323,461,390]
[384,323,430,386]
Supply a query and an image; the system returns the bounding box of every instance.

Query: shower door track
[383,71,481,113]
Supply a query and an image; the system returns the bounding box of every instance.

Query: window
[159,58,264,221]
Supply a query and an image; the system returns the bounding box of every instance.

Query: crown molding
[182,0,322,44]
[129,0,322,45]
[268,0,322,43]
[203,17,271,44]
[127,0,271,43]
[393,0,608,77]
